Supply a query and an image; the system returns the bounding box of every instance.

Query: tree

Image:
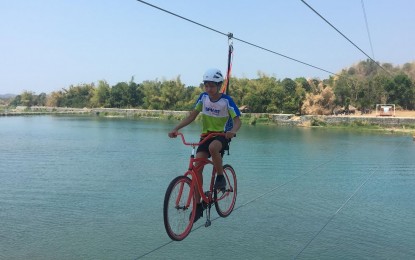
[109,82,129,108]
[180,86,202,110]
[7,59,414,114]
[295,77,312,92]
[333,76,352,106]
[355,59,379,77]
[90,80,111,107]
[369,75,388,104]
[389,74,415,109]
[60,84,94,108]
[242,91,263,113]
[281,78,296,95]
[228,77,249,106]
[9,95,22,107]
[240,78,267,113]
[293,85,306,115]
[127,78,142,107]
[141,80,162,109]
[302,85,335,115]
[20,91,35,107]
[401,62,415,79]
[35,93,47,106]
[159,77,186,110]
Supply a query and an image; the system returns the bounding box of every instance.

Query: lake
[0,115,414,259]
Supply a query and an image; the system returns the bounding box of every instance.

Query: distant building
[239,105,250,113]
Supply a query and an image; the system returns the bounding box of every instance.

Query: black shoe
[192,203,205,223]
[214,175,226,190]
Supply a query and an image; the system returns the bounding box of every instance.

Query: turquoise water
[0,115,414,259]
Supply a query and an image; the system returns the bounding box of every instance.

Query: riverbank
[269,114,415,135]
[2,106,415,135]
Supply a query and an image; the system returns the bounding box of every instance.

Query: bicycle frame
[176,132,225,209]
[164,132,237,240]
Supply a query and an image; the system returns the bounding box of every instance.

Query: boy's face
[204,81,220,97]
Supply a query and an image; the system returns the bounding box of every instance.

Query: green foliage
[248,116,257,125]
[8,60,415,113]
[9,95,22,107]
[391,74,414,109]
[310,117,326,126]
[295,77,312,92]
[60,84,94,108]
[333,60,415,111]
[90,80,111,108]
[8,91,47,107]
[110,82,129,108]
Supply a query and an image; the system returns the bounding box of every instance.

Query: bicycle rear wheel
[214,164,237,217]
[163,175,195,241]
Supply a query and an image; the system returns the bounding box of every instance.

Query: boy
[168,68,241,222]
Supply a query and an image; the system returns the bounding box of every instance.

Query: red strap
[200,131,223,138]
[221,33,233,95]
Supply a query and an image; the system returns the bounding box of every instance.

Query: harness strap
[221,33,234,95]
[200,131,223,138]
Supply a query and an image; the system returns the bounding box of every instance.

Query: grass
[3,107,414,137]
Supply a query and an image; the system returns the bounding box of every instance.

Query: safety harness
[220,33,234,95]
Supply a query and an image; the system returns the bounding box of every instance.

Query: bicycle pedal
[217,187,226,193]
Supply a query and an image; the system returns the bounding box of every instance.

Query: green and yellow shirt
[194,93,241,134]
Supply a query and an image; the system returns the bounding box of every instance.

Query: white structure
[376,104,395,117]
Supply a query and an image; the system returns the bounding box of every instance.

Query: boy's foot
[192,202,206,223]
[214,175,226,190]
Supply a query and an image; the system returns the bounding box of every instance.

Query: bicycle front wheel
[163,175,195,241]
[214,164,237,217]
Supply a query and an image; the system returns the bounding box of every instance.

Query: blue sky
[1,0,414,95]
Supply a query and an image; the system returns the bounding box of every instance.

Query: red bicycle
[163,132,237,241]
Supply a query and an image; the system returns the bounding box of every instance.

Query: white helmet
[203,68,224,83]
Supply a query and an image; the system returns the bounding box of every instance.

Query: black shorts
[196,135,229,157]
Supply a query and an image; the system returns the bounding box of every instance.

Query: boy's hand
[225,131,236,139]
[168,130,178,138]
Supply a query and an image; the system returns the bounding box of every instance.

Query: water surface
[1,115,414,259]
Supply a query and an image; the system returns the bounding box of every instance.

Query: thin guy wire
[299,0,389,74]
[134,152,344,259]
[361,0,376,59]
[293,137,406,259]
[136,0,340,77]
[134,240,174,259]
[233,153,343,210]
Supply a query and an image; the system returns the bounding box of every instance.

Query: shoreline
[2,106,415,136]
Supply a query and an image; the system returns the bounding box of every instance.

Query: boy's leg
[208,140,223,176]
[208,140,226,189]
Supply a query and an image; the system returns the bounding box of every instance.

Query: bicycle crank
[205,204,212,227]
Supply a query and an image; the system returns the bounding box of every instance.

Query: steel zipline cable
[361,0,376,60]
[136,0,341,77]
[299,0,389,74]
[131,3,395,258]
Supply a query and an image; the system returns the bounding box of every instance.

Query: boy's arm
[225,116,241,139]
[168,110,200,137]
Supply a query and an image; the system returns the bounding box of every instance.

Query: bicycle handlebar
[176,132,234,146]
